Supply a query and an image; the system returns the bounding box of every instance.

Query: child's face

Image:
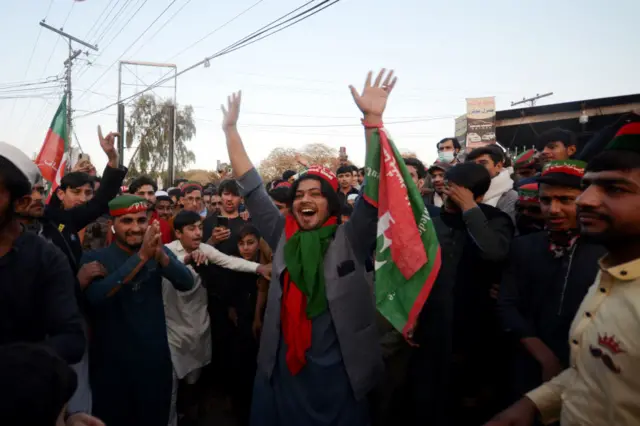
[238,234,259,260]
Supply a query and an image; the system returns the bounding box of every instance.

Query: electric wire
[75,0,177,103]
[76,0,342,119]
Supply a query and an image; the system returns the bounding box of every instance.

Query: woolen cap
[0,141,42,186]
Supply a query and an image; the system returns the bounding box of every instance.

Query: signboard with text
[466,97,496,150]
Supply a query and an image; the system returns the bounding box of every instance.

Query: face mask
[438,151,455,163]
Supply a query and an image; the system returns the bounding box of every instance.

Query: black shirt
[0,230,85,364]
[201,215,250,301]
[337,187,359,207]
[202,215,248,256]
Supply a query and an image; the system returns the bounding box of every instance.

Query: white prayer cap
[155,190,169,197]
[0,141,41,186]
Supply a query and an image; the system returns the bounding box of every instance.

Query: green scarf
[283,215,338,318]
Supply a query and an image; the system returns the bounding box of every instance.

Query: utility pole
[511,92,554,108]
[40,21,97,166]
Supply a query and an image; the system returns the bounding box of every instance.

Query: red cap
[300,165,338,192]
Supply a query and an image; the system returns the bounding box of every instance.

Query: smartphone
[217,216,229,228]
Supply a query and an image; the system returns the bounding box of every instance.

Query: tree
[257,143,339,182]
[125,94,196,183]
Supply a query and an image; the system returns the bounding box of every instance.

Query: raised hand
[349,69,397,120]
[221,91,242,129]
[98,125,120,167]
[442,182,477,212]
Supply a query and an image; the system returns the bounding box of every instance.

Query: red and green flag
[35,95,68,196]
[363,125,441,338]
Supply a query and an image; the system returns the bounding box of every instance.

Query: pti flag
[362,125,441,338]
[35,95,68,194]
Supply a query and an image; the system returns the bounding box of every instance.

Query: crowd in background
[0,70,639,426]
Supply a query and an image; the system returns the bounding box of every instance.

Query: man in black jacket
[498,160,606,402]
[16,127,125,274]
[409,163,514,426]
[0,142,85,365]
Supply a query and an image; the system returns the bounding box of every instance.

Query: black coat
[0,231,85,363]
[498,232,606,395]
[409,204,514,425]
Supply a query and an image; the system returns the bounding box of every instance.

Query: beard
[115,233,144,250]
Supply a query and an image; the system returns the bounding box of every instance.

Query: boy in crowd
[227,225,273,426]
[466,146,518,222]
[426,162,451,207]
[513,149,539,182]
[336,165,359,206]
[514,183,545,235]
[164,212,269,426]
[155,190,175,221]
[535,128,578,165]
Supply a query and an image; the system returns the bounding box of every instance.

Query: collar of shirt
[598,255,640,281]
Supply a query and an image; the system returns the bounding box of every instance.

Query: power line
[76,0,342,119]
[0,93,62,100]
[128,0,195,58]
[83,0,119,41]
[76,0,178,103]
[195,116,452,128]
[218,0,339,57]
[0,85,64,94]
[0,76,63,90]
[94,0,133,46]
[76,0,147,80]
[165,0,267,61]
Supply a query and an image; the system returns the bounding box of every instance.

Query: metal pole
[117,63,125,167]
[167,105,175,186]
[171,66,178,185]
[117,104,125,168]
[66,40,73,169]
[39,21,98,51]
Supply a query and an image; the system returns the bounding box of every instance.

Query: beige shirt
[527,255,640,425]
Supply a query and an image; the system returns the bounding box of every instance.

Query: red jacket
[151,211,173,244]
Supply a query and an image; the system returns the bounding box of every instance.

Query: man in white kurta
[163,210,270,425]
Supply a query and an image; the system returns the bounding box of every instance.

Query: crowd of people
[0,68,639,426]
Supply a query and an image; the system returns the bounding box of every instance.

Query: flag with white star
[362,126,441,339]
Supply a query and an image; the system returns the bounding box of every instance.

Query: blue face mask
[438,151,456,163]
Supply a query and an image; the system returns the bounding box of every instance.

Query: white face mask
[438,151,455,163]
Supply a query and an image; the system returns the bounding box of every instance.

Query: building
[495,93,640,154]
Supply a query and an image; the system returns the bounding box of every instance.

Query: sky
[1,0,639,175]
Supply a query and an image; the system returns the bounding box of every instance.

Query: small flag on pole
[362,125,441,338]
[35,95,68,199]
